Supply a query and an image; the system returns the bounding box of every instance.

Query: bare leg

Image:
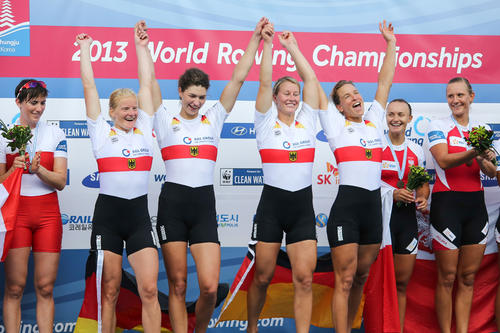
[434,249,459,333]
[160,242,188,333]
[128,247,161,332]
[101,251,123,333]
[286,240,317,333]
[190,242,221,333]
[247,242,281,333]
[3,247,30,333]
[330,243,358,333]
[393,253,416,332]
[33,252,60,333]
[455,244,485,333]
[347,243,380,331]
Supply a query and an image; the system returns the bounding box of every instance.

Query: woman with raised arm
[246,24,322,333]
[318,21,396,333]
[376,98,430,331]
[427,77,496,333]
[145,18,266,333]
[1,79,67,333]
[75,22,160,333]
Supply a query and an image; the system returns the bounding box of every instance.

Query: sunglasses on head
[17,80,47,98]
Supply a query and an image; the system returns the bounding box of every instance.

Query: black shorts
[252,184,316,245]
[430,191,488,250]
[327,185,382,247]
[90,194,157,256]
[390,202,418,255]
[156,182,219,245]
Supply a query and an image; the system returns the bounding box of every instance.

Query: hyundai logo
[231,126,248,136]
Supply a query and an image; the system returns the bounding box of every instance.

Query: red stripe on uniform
[259,148,315,163]
[334,146,382,163]
[97,156,152,172]
[161,145,218,161]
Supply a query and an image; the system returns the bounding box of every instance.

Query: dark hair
[178,68,210,92]
[272,76,301,96]
[15,79,48,103]
[330,80,355,106]
[388,98,412,116]
[448,77,473,95]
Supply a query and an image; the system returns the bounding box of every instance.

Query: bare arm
[476,150,497,177]
[220,17,267,112]
[415,182,430,211]
[76,33,101,120]
[279,31,319,109]
[430,143,477,169]
[318,82,328,111]
[30,153,67,191]
[255,22,274,114]
[374,20,396,109]
[134,20,155,116]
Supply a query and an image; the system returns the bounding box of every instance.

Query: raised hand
[278,30,298,49]
[252,17,269,40]
[261,22,274,43]
[75,33,93,47]
[379,20,396,44]
[135,20,149,47]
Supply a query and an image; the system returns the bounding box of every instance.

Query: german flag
[74,251,229,333]
[218,219,400,332]
[217,241,399,330]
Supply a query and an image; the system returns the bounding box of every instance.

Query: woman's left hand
[415,196,428,212]
[29,152,41,174]
[379,20,396,44]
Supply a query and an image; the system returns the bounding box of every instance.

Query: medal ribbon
[385,134,408,182]
[451,115,469,142]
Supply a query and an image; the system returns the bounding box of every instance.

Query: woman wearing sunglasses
[1,79,68,333]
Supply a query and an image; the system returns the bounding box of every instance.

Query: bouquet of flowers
[465,126,498,165]
[397,165,431,207]
[0,119,33,168]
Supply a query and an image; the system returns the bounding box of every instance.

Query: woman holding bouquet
[1,79,67,333]
[246,24,323,333]
[369,98,430,331]
[76,23,161,332]
[318,21,396,333]
[427,77,496,333]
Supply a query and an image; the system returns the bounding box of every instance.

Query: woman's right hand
[75,33,93,47]
[12,155,26,169]
[261,22,274,44]
[393,188,414,203]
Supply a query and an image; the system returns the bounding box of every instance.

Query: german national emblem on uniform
[190,146,199,157]
[289,151,298,162]
[128,158,136,169]
[365,149,372,160]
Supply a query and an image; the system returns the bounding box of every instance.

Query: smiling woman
[318,21,397,333]
[75,22,162,333]
[1,79,68,333]
[143,18,267,333]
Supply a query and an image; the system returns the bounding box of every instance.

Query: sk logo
[190,146,199,157]
[289,151,298,162]
[365,149,372,160]
[128,159,136,170]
